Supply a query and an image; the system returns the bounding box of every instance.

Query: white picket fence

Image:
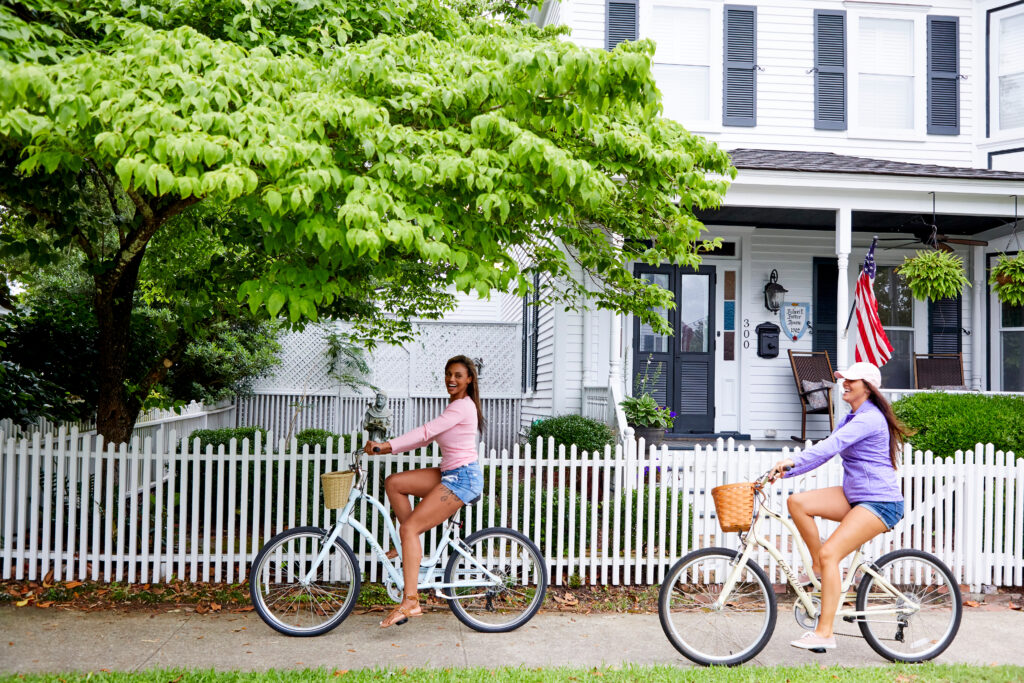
[0,429,1020,589]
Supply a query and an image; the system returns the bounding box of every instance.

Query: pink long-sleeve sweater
[387,396,478,471]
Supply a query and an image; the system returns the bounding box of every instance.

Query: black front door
[633,265,717,434]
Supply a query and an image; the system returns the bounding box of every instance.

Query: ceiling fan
[877,193,988,252]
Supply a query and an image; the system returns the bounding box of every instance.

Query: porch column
[609,310,623,391]
[971,246,985,390]
[835,207,852,374]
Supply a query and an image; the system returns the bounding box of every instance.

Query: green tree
[0,0,733,443]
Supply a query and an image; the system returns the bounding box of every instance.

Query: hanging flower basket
[990,253,1024,307]
[895,250,970,302]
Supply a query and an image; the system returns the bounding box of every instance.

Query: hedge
[525,415,616,457]
[892,392,1024,458]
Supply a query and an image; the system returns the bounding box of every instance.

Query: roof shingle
[727,149,1024,181]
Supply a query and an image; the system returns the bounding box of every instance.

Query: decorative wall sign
[780,302,811,341]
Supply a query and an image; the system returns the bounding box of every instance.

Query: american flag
[854,239,893,366]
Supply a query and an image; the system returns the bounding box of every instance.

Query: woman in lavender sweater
[363,355,485,629]
[769,361,913,652]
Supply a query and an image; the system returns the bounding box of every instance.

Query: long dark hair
[864,382,915,469]
[446,355,485,434]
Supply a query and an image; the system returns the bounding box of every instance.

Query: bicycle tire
[249,526,361,637]
[443,527,547,633]
[856,548,962,662]
[658,547,777,666]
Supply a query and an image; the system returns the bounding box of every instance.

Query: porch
[582,150,1024,443]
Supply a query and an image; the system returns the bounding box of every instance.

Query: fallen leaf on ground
[332,671,348,677]
[210,602,222,612]
[15,599,29,607]
[963,599,981,607]
[64,581,83,590]
[35,602,53,608]
[1009,601,1021,611]
[43,570,54,587]
[230,606,254,612]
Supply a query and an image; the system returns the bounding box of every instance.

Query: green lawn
[2,665,1023,683]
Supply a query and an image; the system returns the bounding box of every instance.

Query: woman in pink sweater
[363,355,484,628]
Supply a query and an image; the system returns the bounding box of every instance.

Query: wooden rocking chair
[788,349,836,443]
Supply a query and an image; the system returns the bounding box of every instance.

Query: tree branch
[136,330,193,398]
[87,159,124,242]
[111,195,200,282]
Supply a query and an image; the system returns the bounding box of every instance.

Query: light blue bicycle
[249,450,547,636]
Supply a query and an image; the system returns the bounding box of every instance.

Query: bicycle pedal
[842,616,856,623]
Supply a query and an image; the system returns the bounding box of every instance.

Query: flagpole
[842,236,878,338]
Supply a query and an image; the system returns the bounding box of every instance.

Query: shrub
[526,415,615,456]
[186,427,268,452]
[892,393,1024,458]
[295,428,355,454]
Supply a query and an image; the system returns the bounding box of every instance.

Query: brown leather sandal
[379,597,423,628]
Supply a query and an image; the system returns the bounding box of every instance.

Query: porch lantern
[763,269,788,313]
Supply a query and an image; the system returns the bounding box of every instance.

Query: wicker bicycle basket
[711,482,755,533]
[321,470,355,509]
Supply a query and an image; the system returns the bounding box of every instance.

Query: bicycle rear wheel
[658,547,776,666]
[249,526,361,637]
[443,527,547,633]
[856,549,961,662]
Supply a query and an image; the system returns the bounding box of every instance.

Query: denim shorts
[854,500,905,531]
[440,462,483,505]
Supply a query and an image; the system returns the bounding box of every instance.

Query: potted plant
[895,250,970,302]
[619,393,675,446]
[990,253,1024,306]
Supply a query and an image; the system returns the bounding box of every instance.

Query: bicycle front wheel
[249,526,361,637]
[658,547,777,666]
[443,527,547,633]
[856,549,962,662]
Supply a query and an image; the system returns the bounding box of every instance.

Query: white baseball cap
[834,362,883,389]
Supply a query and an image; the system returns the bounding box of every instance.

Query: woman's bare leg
[787,487,851,576]
[381,482,464,627]
[815,506,887,638]
[384,467,441,524]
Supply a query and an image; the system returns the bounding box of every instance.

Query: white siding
[521,277,557,429]
[553,0,981,167]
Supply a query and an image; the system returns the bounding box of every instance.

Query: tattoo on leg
[439,485,454,503]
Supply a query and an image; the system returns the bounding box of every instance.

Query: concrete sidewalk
[1,606,1022,673]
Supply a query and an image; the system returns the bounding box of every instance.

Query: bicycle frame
[301,464,505,599]
[717,496,920,624]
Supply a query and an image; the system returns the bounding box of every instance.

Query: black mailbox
[755,322,780,359]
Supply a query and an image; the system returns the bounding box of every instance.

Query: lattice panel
[251,323,341,393]
[252,321,522,398]
[408,323,521,397]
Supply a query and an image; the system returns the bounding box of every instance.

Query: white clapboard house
[505,0,1024,444]
[249,0,1024,449]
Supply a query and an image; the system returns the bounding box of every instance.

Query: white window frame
[847,6,929,141]
[638,0,723,135]
[988,5,1024,140]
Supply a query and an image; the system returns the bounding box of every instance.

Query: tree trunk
[94,253,145,446]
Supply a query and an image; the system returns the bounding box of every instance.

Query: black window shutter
[521,294,529,393]
[723,5,757,127]
[531,274,540,390]
[927,15,960,135]
[928,295,962,354]
[814,10,846,131]
[606,0,638,51]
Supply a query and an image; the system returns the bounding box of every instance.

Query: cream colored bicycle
[658,467,962,666]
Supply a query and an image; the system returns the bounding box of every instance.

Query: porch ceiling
[695,206,1016,236]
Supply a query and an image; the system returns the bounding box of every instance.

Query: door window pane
[1003,332,1024,391]
[679,275,710,353]
[638,273,671,353]
[881,330,914,389]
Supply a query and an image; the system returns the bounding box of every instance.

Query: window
[874,266,914,389]
[858,18,914,130]
[521,274,539,392]
[649,5,711,124]
[997,12,1024,131]
[1001,301,1024,392]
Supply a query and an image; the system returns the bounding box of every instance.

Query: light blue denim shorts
[440,462,483,505]
[855,500,905,531]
